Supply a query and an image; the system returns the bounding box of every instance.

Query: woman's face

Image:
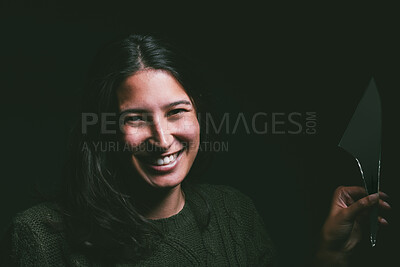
[117,69,200,189]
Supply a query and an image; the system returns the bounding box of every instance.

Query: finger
[335,186,367,199]
[379,199,391,210]
[378,216,388,226]
[379,191,389,201]
[333,186,367,209]
[344,193,379,222]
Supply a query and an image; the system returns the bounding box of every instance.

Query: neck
[144,184,185,220]
[133,183,185,220]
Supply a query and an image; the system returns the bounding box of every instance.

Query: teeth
[153,151,179,166]
[163,156,170,164]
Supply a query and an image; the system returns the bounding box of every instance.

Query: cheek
[121,127,148,147]
[173,116,200,147]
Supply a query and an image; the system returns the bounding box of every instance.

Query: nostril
[149,130,173,151]
[147,140,172,153]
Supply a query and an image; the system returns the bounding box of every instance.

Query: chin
[144,174,185,189]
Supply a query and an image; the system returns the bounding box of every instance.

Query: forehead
[117,69,191,110]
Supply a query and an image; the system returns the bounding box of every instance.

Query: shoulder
[188,183,257,216]
[193,183,254,205]
[12,202,65,234]
[13,202,64,224]
[1,202,66,265]
[10,201,65,243]
[188,183,270,239]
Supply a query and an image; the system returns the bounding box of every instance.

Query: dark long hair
[61,34,211,262]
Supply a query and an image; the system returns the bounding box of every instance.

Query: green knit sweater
[1,184,276,266]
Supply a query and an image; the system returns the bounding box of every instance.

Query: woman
[1,34,390,266]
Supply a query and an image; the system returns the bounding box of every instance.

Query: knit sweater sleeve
[1,211,44,266]
[0,203,67,267]
[5,215,45,266]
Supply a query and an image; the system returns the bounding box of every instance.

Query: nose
[149,116,173,150]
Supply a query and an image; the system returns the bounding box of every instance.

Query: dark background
[1,2,398,266]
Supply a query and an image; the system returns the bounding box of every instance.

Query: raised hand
[314,186,391,266]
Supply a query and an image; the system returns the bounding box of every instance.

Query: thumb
[344,193,379,222]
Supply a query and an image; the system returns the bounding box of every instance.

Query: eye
[167,109,187,117]
[124,115,145,125]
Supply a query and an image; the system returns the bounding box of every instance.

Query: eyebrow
[119,100,192,115]
[165,100,192,109]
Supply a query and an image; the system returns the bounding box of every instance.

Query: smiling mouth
[137,149,184,166]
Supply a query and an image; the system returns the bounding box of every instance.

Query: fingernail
[381,218,388,224]
[384,201,391,208]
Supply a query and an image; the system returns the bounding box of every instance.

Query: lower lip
[141,150,184,173]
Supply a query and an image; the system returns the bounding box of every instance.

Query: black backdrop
[1,2,398,266]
